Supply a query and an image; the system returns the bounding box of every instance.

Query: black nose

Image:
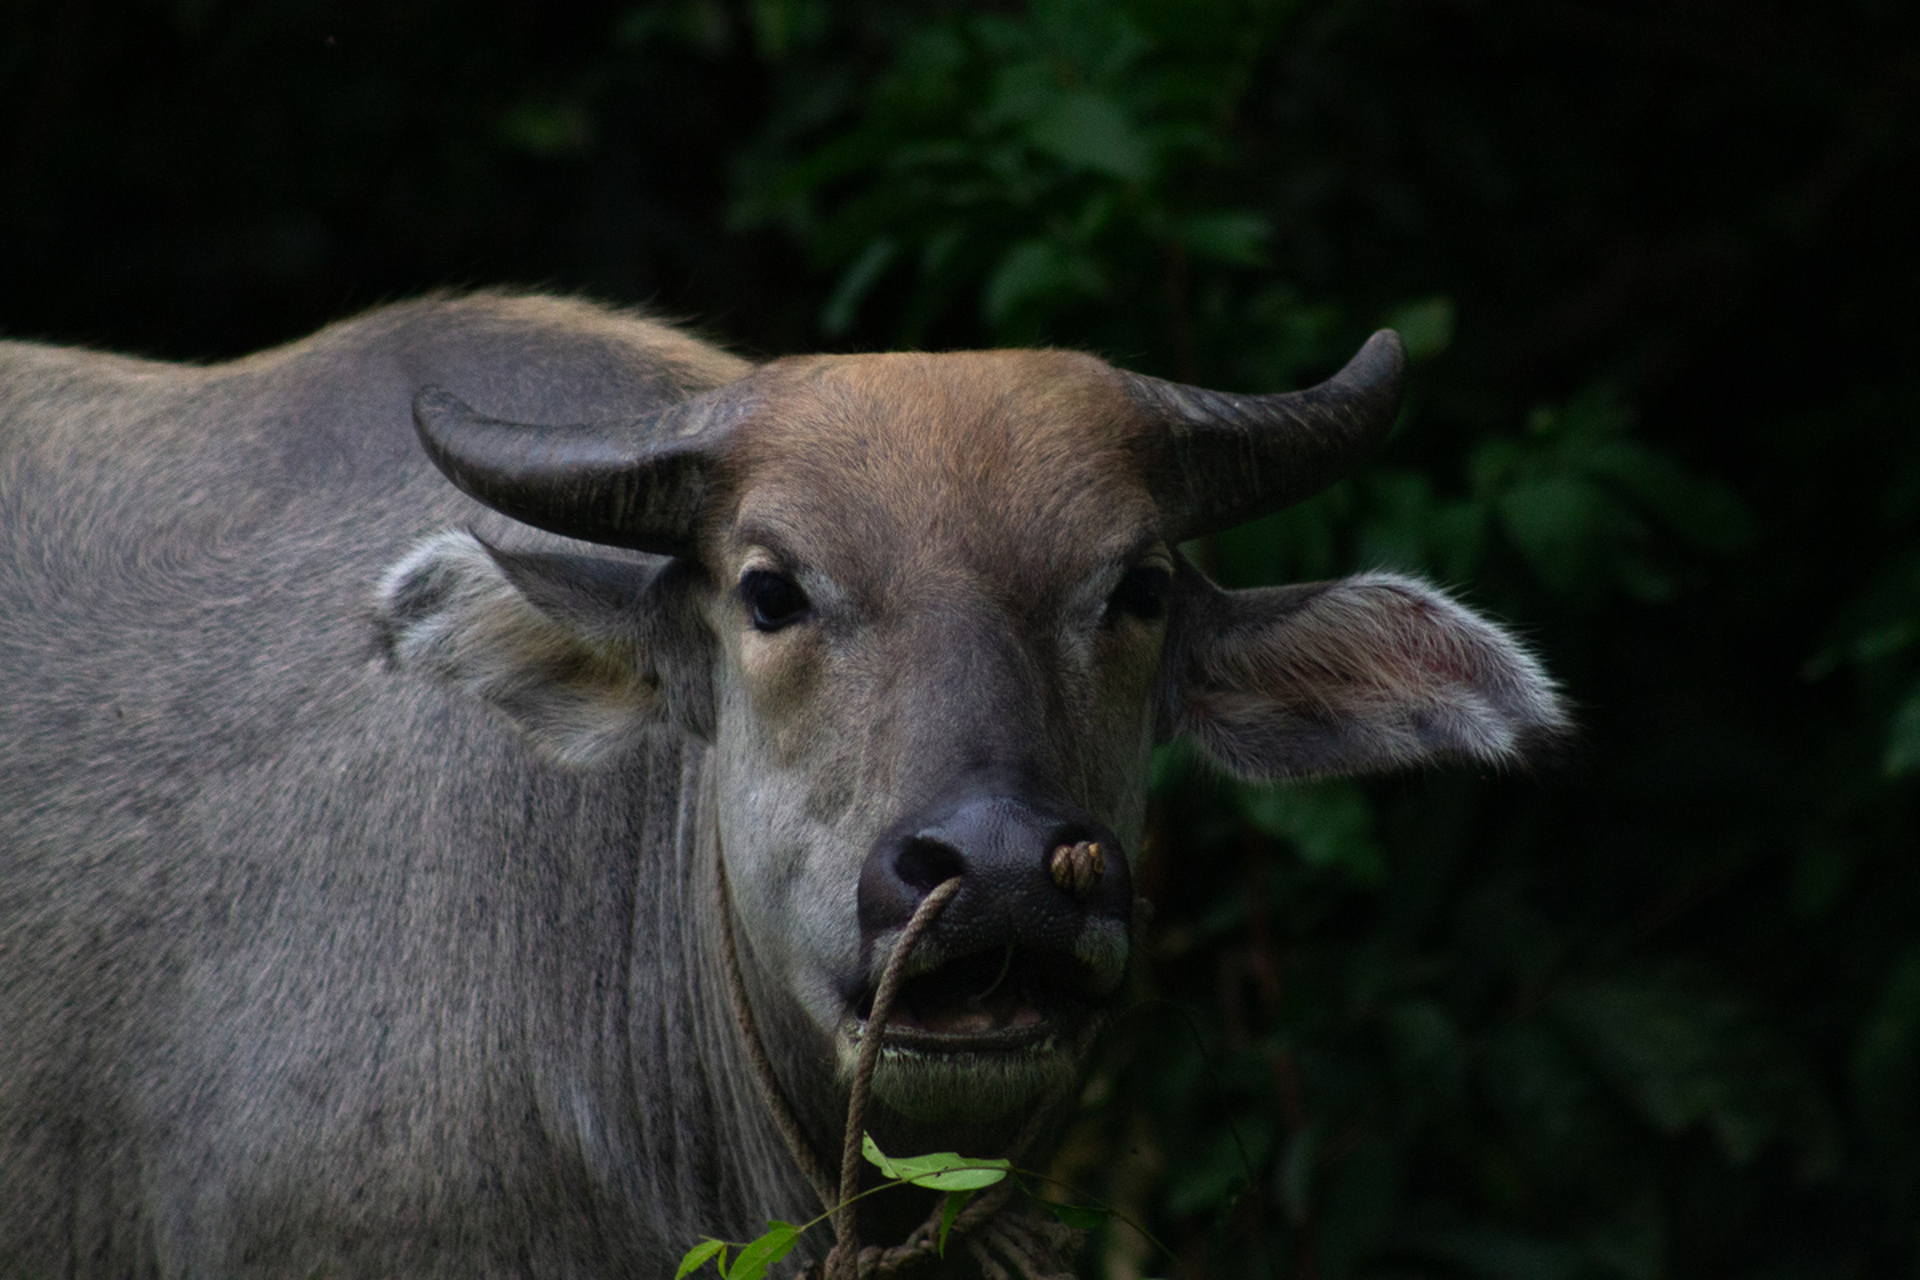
[857,786,1134,957]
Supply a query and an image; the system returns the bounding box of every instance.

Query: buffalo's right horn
[1125,329,1407,540]
[410,383,752,558]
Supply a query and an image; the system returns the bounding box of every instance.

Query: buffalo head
[377,333,1564,1157]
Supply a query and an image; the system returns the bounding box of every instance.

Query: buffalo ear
[374,531,714,764]
[1166,571,1568,780]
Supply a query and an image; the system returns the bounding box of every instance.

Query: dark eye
[1107,565,1172,622]
[740,569,811,633]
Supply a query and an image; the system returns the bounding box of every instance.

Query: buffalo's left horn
[1125,329,1407,540]
[410,383,750,558]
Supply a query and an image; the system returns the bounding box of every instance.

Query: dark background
[5,2,1917,1276]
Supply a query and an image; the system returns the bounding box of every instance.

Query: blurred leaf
[983,238,1106,328]
[1851,942,1920,1142]
[1478,1023,1614,1174]
[1164,1125,1255,1216]
[1584,440,1756,557]
[1384,296,1455,361]
[1551,966,1839,1176]
[1148,739,1201,795]
[1176,210,1270,266]
[1278,1119,1321,1225]
[1316,1134,1405,1280]
[498,97,595,157]
[748,0,826,60]
[1579,1190,1665,1280]
[1883,678,1920,775]
[820,237,896,336]
[1385,998,1468,1107]
[1235,779,1385,884]
[616,0,733,53]
[1356,470,1490,580]
[1026,88,1153,180]
[1469,385,1753,604]
[1497,476,1637,600]
[1805,550,1920,678]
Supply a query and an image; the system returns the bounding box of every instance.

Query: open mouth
[851,946,1102,1052]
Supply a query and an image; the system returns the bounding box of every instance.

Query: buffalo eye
[1107,565,1172,622]
[740,569,811,632]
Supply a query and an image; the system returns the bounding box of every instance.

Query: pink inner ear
[1417,653,1477,685]
[1403,633,1477,685]
[1377,592,1478,686]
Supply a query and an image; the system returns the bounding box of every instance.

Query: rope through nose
[720,854,1080,1278]
[828,877,963,1277]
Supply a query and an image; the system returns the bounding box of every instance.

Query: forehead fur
[723,350,1160,592]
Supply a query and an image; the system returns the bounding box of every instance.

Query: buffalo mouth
[850,945,1106,1054]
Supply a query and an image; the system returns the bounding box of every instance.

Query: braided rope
[826,878,964,1277]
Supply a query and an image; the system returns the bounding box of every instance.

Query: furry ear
[1167,570,1567,780]
[374,531,714,764]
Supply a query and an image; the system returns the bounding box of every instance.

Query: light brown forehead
[720,350,1162,585]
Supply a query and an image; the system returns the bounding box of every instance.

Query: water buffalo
[0,293,1564,1276]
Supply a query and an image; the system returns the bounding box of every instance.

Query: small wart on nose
[1047,840,1106,899]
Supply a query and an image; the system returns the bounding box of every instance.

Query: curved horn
[1126,329,1407,539]
[411,383,750,557]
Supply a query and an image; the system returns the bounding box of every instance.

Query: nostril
[896,837,966,895]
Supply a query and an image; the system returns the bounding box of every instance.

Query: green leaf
[861,1133,1011,1190]
[937,1189,974,1255]
[725,1221,802,1280]
[675,1238,727,1280]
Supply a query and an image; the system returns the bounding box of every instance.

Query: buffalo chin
[834,1008,1106,1138]
[869,1036,1081,1122]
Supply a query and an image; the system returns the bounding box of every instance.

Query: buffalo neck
[615,741,829,1262]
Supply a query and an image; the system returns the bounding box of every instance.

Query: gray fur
[0,294,1565,1277]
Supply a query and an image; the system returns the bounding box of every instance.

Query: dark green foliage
[5,1,1917,1274]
